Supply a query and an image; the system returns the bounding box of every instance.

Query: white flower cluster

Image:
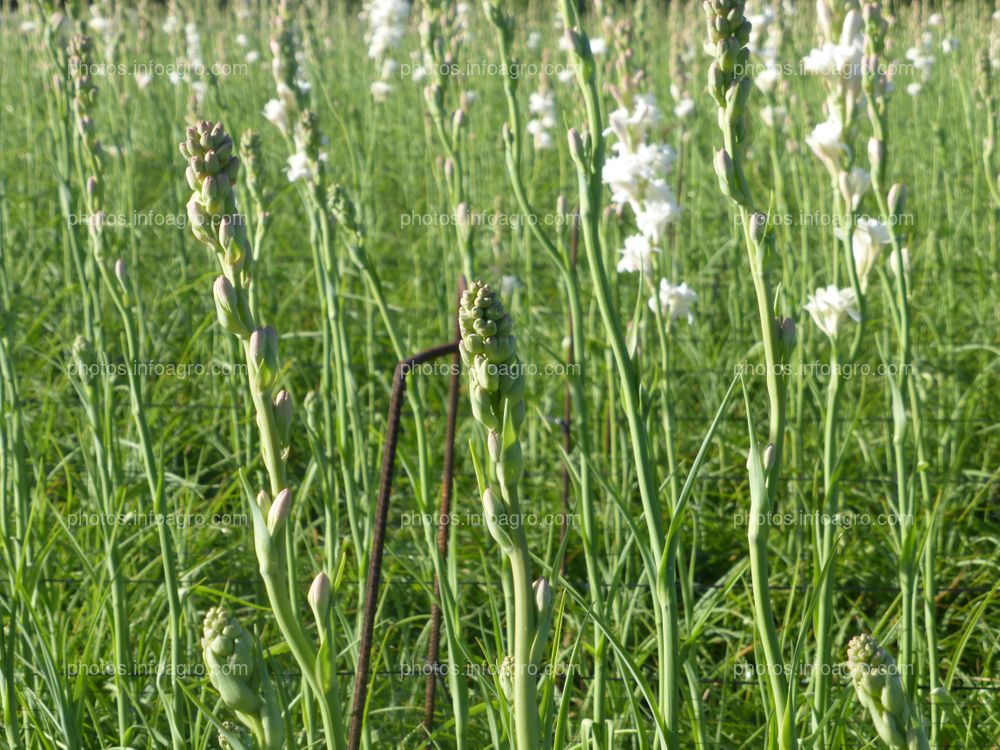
[803,8,867,164]
[804,285,860,340]
[362,0,410,100]
[648,279,697,326]
[602,95,681,260]
[745,2,785,129]
[527,90,557,150]
[904,30,937,97]
[834,217,891,290]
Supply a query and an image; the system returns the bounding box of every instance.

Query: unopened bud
[256,489,272,515]
[533,577,551,613]
[267,488,292,535]
[867,137,883,173]
[249,326,279,392]
[780,316,796,353]
[714,148,736,200]
[273,390,293,445]
[213,276,248,337]
[567,128,584,162]
[482,488,514,552]
[749,212,767,245]
[308,572,331,622]
[762,444,776,472]
[114,259,128,293]
[887,183,906,217]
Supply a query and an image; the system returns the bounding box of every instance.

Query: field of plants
[0,0,997,748]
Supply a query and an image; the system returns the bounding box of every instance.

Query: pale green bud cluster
[181,121,262,344]
[704,0,753,207]
[240,130,266,208]
[460,282,527,551]
[201,607,285,750]
[459,281,524,434]
[68,35,103,161]
[847,634,929,750]
[180,121,250,275]
[270,0,305,115]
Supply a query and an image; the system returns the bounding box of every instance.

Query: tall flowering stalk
[861,3,932,737]
[559,1,683,745]
[459,282,551,750]
[180,120,345,750]
[704,2,797,747]
[264,1,369,599]
[481,0,606,729]
[420,0,476,280]
[800,2,876,733]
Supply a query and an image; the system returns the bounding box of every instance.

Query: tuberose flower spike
[847,634,930,750]
[459,281,524,432]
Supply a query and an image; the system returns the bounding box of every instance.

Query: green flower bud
[483,488,514,552]
[201,607,260,714]
[214,275,249,337]
[273,390,293,446]
[267,488,292,536]
[714,148,737,200]
[309,571,331,630]
[249,326,279,393]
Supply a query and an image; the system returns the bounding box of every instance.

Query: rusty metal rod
[347,338,461,750]
[422,278,466,745]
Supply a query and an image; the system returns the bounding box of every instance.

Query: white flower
[527,32,542,50]
[804,285,861,338]
[850,218,891,286]
[527,89,556,149]
[673,96,695,120]
[412,64,427,81]
[363,0,410,60]
[635,181,681,242]
[236,33,250,47]
[168,70,183,86]
[500,275,522,295]
[162,15,178,34]
[942,38,958,54]
[802,41,863,81]
[755,62,781,95]
[648,279,697,325]
[263,98,290,132]
[928,13,942,27]
[760,105,786,129]
[616,234,660,275]
[888,246,911,277]
[286,151,325,183]
[381,58,399,78]
[557,68,575,85]
[529,91,557,126]
[906,82,922,97]
[245,50,260,64]
[806,118,848,173]
[370,80,393,102]
[840,166,871,209]
[602,153,644,206]
[589,37,606,55]
[19,20,37,33]
[88,16,111,33]
[527,119,554,149]
[135,72,153,90]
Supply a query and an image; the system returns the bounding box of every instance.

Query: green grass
[0,1,997,748]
